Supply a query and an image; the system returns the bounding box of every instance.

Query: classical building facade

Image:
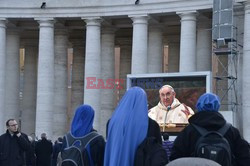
[0,0,250,141]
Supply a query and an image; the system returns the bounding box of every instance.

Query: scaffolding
[212,0,238,112]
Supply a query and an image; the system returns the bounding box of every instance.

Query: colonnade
[4,8,247,140]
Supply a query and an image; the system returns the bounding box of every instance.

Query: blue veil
[104,87,149,166]
[70,104,94,137]
[196,93,221,112]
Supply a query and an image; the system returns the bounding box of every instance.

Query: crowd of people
[0,119,61,166]
[0,85,250,166]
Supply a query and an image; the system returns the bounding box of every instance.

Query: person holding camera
[0,119,30,166]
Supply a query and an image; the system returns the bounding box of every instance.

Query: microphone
[167,106,171,111]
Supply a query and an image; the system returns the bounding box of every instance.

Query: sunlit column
[100,27,116,136]
[178,11,197,72]
[148,25,163,73]
[83,17,102,130]
[22,41,38,135]
[53,29,68,140]
[0,19,7,133]
[5,30,20,121]
[242,1,250,142]
[196,17,212,71]
[35,18,55,139]
[130,15,149,74]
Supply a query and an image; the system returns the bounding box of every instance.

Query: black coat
[35,138,53,166]
[134,118,167,166]
[170,111,250,166]
[147,118,162,144]
[0,130,30,166]
[52,142,62,166]
[26,140,36,166]
[85,134,105,166]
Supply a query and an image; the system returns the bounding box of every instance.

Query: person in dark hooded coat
[170,93,250,166]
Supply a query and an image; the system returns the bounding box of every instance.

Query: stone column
[83,17,102,131]
[178,11,197,72]
[196,17,212,71]
[35,18,55,139]
[0,19,6,133]
[130,15,149,74]
[165,35,180,73]
[148,25,163,73]
[5,30,20,121]
[71,39,85,118]
[168,42,180,72]
[21,41,38,135]
[242,1,250,142]
[118,39,132,99]
[100,27,115,136]
[53,29,68,140]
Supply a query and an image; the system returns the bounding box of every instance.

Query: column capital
[177,11,198,21]
[69,39,85,47]
[21,39,39,47]
[82,17,102,26]
[55,29,69,36]
[116,38,132,46]
[6,21,23,35]
[6,29,21,35]
[129,14,149,24]
[0,18,7,28]
[244,1,250,11]
[197,15,212,29]
[101,27,117,34]
[148,24,164,32]
[35,18,55,27]
[163,35,180,44]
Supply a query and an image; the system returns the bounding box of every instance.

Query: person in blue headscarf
[71,105,95,137]
[195,92,221,112]
[62,104,105,166]
[170,93,250,166]
[104,87,163,166]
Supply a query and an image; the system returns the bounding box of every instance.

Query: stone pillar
[118,39,132,99]
[166,35,180,73]
[130,15,149,74]
[196,17,212,71]
[35,18,55,139]
[100,27,115,136]
[5,30,20,121]
[242,1,250,142]
[178,11,197,72]
[168,42,180,72]
[148,25,163,73]
[21,41,38,135]
[0,19,6,133]
[83,17,102,131]
[53,29,68,140]
[71,39,85,119]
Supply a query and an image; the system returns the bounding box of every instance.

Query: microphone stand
[163,106,171,132]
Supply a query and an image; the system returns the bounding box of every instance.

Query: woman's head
[196,93,221,112]
[71,104,94,137]
[104,87,149,166]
